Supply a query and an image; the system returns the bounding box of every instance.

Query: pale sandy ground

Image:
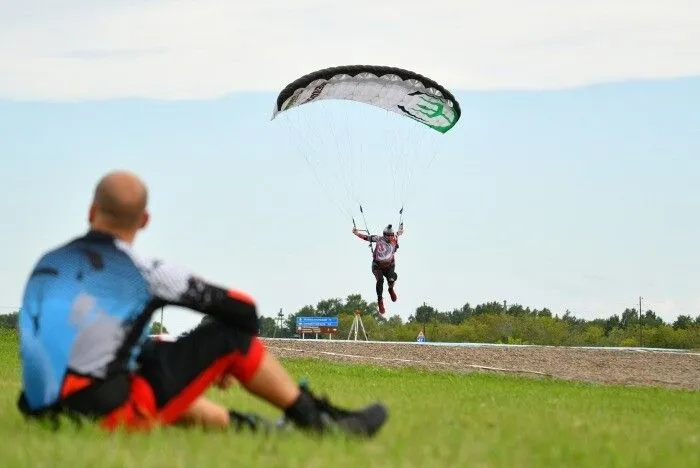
[262,339,700,391]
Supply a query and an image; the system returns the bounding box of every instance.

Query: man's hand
[215,373,237,390]
[352,227,358,234]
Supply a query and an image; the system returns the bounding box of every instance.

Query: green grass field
[1,331,698,467]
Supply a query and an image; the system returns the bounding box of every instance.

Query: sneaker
[378,298,385,315]
[280,382,388,438]
[388,287,397,302]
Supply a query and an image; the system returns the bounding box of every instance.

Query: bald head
[90,170,149,232]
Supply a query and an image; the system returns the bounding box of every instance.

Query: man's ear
[88,204,97,223]
[140,211,150,229]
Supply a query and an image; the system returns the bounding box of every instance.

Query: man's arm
[397,222,404,237]
[352,228,375,242]
[177,276,259,335]
[137,257,259,335]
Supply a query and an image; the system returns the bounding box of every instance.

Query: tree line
[4,295,700,349]
[254,294,700,349]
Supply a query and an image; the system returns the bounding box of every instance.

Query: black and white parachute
[272,65,461,134]
[270,65,462,230]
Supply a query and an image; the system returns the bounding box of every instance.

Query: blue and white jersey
[18,230,258,412]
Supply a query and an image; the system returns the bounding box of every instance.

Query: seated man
[17,170,387,436]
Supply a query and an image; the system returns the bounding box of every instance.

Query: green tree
[444,303,473,324]
[414,303,437,325]
[315,298,343,316]
[603,314,621,335]
[620,308,638,329]
[641,310,664,327]
[258,317,277,337]
[561,310,585,326]
[149,321,168,334]
[343,293,379,319]
[474,301,506,316]
[386,314,403,327]
[0,311,18,329]
[279,293,700,349]
[673,315,693,330]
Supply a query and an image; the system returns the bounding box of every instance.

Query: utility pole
[638,296,643,346]
[274,308,284,338]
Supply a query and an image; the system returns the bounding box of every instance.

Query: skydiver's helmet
[383,224,395,241]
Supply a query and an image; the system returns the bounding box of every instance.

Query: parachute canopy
[270,64,461,229]
[271,65,461,134]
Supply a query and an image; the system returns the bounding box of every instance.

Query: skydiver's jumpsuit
[354,227,403,300]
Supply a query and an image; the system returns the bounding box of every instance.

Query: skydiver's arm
[397,222,404,237]
[138,257,259,335]
[353,228,370,241]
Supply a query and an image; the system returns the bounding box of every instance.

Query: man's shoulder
[32,232,95,262]
[112,239,175,275]
[113,240,195,291]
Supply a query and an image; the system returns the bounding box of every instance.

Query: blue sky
[2,0,699,334]
[1,77,699,334]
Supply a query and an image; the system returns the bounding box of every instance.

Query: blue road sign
[296,316,339,327]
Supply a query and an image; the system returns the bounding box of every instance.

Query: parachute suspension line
[398,119,414,210]
[321,104,356,208]
[360,204,371,236]
[390,112,417,216]
[359,204,374,255]
[281,114,353,219]
[398,118,441,211]
[389,113,402,211]
[302,110,357,216]
[386,109,411,218]
[319,103,367,213]
[402,135,444,210]
[340,105,364,210]
[400,124,422,203]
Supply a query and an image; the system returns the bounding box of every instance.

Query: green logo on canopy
[398,92,457,133]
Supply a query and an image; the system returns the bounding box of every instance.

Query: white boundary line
[263,337,700,356]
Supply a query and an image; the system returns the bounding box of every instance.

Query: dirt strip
[262,339,700,391]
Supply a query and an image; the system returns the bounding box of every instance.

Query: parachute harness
[352,205,404,257]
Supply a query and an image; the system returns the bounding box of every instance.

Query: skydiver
[352,223,404,315]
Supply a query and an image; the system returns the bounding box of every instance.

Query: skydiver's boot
[278,381,388,438]
[378,298,385,315]
[388,285,397,302]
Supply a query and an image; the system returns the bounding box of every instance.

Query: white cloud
[0,0,698,100]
